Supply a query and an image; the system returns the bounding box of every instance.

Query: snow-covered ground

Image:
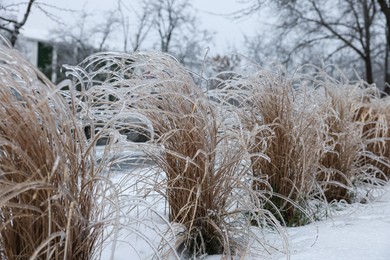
[101,161,390,260]
[277,189,390,260]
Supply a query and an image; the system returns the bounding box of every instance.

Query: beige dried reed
[65,52,288,258]
[227,67,325,226]
[0,43,103,259]
[355,94,390,180]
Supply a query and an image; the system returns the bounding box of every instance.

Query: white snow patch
[101,164,390,259]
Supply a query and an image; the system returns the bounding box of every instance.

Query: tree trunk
[378,1,390,48]
[365,54,374,84]
[9,0,35,46]
[378,0,390,94]
[363,0,374,84]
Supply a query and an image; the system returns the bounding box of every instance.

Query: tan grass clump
[0,43,104,259]
[63,52,288,258]
[216,66,326,227]
[132,60,280,257]
[316,81,366,202]
[315,74,389,203]
[354,94,390,180]
[212,64,390,225]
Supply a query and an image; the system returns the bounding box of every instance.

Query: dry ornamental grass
[0,39,389,259]
[0,41,105,259]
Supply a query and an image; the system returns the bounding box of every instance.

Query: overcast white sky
[7,0,262,54]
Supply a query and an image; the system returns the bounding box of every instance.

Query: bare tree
[151,0,189,53]
[147,0,213,69]
[95,10,119,52]
[377,0,390,94]
[16,0,212,78]
[0,1,71,46]
[51,10,119,58]
[241,0,388,90]
[116,0,153,52]
[116,0,212,70]
[0,0,35,46]
[378,0,390,48]
[47,9,119,83]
